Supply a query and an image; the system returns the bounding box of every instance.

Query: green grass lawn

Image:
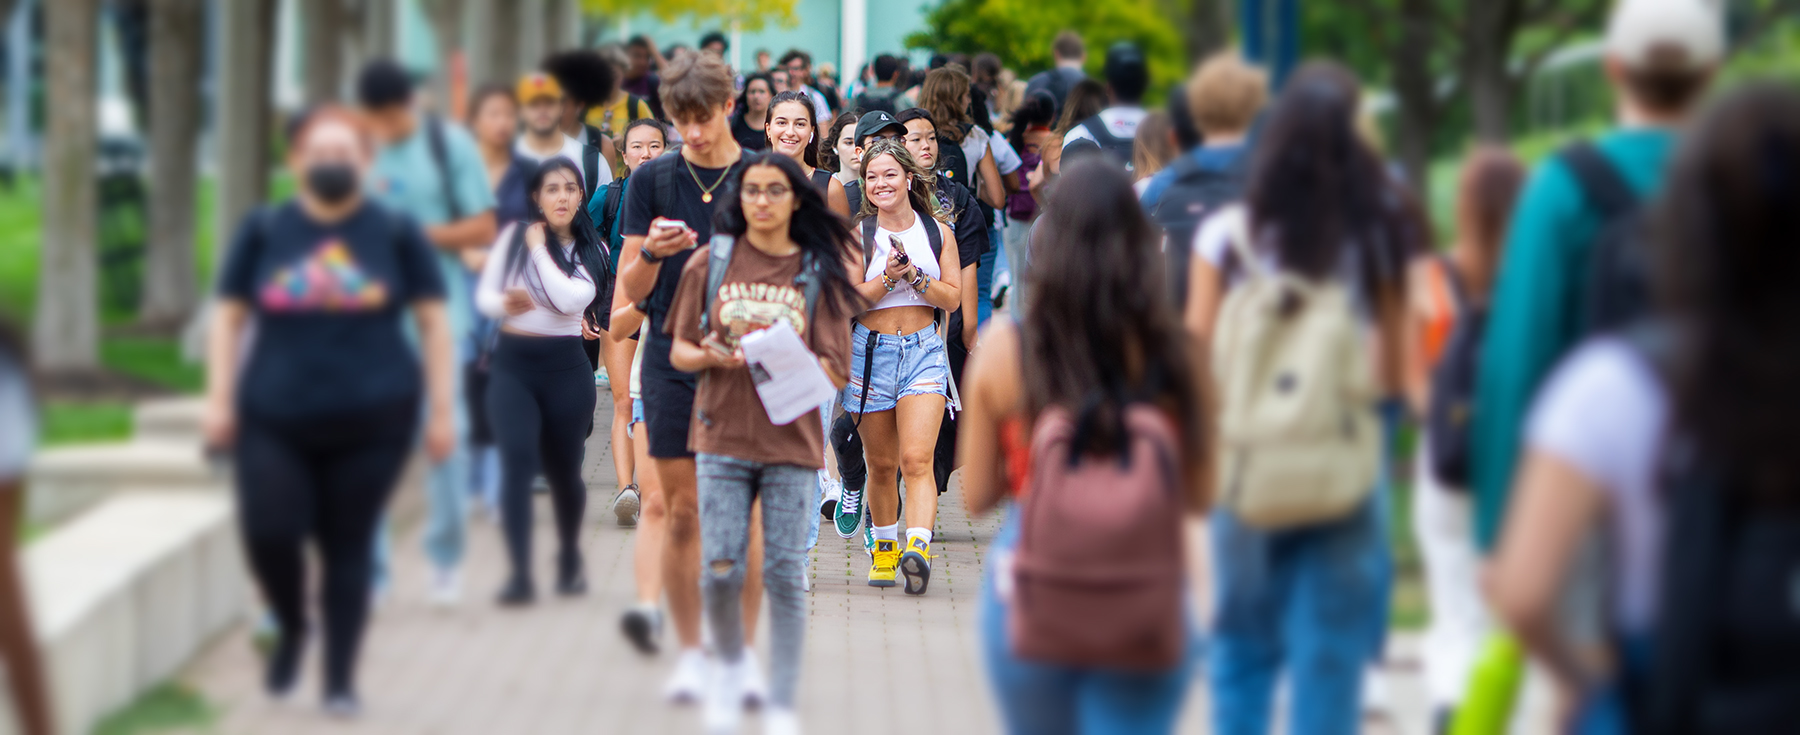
[92,683,215,735]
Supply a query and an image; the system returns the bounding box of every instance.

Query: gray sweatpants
[698,453,815,708]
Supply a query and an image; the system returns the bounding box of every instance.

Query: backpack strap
[627,94,644,123]
[861,216,879,270]
[1437,255,1471,314]
[582,142,603,204]
[698,234,735,335]
[1560,141,1638,220]
[924,212,943,261]
[1221,208,1264,281]
[603,179,626,239]
[424,115,463,221]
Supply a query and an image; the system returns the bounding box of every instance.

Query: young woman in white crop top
[472,157,612,605]
[844,139,961,596]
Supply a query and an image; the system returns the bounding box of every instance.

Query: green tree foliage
[904,0,1186,99]
[582,0,798,31]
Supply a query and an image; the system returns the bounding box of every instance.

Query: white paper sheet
[737,321,838,426]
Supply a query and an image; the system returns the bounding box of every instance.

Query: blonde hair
[1132,110,1176,180]
[1186,53,1268,137]
[856,138,947,224]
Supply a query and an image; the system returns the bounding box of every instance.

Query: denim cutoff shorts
[840,322,951,414]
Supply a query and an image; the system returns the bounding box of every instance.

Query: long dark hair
[1008,89,1058,153]
[1023,156,1207,508]
[820,111,858,172]
[1243,62,1419,293]
[764,90,821,169]
[1055,80,1107,138]
[737,72,775,121]
[712,152,862,321]
[505,157,613,327]
[1658,83,1800,498]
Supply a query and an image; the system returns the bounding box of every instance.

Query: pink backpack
[1010,403,1187,671]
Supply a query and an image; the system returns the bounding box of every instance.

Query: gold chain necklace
[684,156,731,204]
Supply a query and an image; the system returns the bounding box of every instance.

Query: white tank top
[863,211,943,312]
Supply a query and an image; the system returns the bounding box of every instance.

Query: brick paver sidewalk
[184,391,1022,734]
[180,389,1474,734]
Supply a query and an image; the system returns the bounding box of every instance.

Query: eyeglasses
[742,184,792,202]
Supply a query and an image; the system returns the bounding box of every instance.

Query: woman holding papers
[844,139,962,596]
[475,157,613,606]
[668,151,860,735]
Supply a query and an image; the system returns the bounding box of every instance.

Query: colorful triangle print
[258,239,389,312]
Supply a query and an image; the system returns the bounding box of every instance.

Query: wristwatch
[640,246,664,264]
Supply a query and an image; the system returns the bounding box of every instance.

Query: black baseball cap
[854,110,906,146]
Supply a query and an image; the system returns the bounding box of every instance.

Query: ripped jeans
[697,453,816,708]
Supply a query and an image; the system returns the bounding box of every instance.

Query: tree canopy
[582,0,799,31]
[904,0,1186,98]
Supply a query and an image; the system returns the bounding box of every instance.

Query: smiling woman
[665,152,860,734]
[764,90,850,217]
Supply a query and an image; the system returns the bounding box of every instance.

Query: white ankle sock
[906,527,932,547]
[874,523,899,543]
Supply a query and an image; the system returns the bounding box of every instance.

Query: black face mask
[306,163,359,204]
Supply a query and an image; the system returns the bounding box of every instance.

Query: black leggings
[486,333,595,585]
[235,398,417,697]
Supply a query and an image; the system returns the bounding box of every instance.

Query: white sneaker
[664,648,708,705]
[763,706,802,735]
[429,567,462,607]
[739,649,767,710]
[817,475,841,519]
[703,654,745,735]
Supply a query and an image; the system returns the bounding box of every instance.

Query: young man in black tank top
[617,52,767,705]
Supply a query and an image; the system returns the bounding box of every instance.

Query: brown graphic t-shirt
[668,241,853,468]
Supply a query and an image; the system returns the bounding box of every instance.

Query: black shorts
[641,366,697,459]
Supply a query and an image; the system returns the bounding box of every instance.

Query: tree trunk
[141,0,203,332]
[363,0,396,59]
[1391,0,1437,194]
[303,0,343,104]
[35,0,99,372]
[1464,0,1522,141]
[1187,0,1232,62]
[212,0,274,291]
[489,0,519,83]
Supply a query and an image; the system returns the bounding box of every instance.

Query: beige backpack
[1210,207,1380,529]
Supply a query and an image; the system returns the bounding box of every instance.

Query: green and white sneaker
[833,481,863,538]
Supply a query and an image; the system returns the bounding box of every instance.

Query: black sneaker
[496,577,535,607]
[556,550,587,596]
[621,605,661,655]
[264,623,307,698]
[323,692,361,719]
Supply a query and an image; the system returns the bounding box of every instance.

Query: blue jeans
[1208,497,1389,735]
[697,454,815,708]
[983,505,1195,734]
[977,226,1000,326]
[840,322,951,414]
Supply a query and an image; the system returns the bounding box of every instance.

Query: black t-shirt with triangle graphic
[218,200,446,419]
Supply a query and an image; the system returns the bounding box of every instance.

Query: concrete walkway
[183,391,1022,734]
[179,389,1470,734]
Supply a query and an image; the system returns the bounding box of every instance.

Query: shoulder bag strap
[1559,140,1638,219]
[699,235,735,334]
[425,115,463,221]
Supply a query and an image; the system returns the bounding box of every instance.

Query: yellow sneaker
[868,540,899,587]
[900,537,932,595]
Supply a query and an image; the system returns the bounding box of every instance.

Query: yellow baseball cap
[517,73,564,103]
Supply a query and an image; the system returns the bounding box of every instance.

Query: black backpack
[1150,154,1245,306]
[1561,141,1652,336]
[1627,326,1800,735]
[1424,258,1483,488]
[935,128,974,190]
[1074,112,1137,172]
[853,87,900,116]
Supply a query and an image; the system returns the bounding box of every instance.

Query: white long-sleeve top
[475,223,595,336]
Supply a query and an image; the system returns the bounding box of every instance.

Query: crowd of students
[0,1,1782,734]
